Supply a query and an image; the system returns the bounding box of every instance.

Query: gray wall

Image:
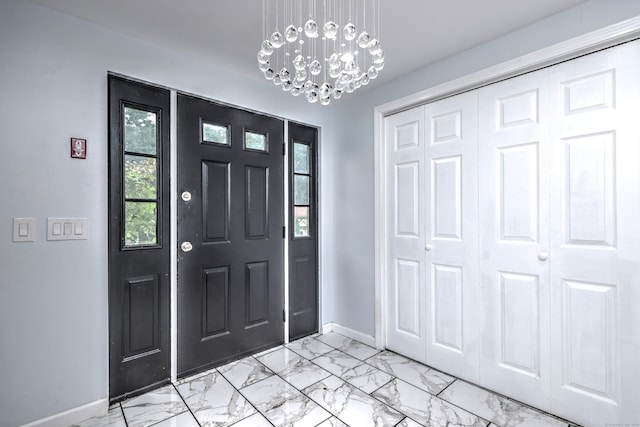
[325,0,640,336]
[1,0,639,425]
[0,1,336,426]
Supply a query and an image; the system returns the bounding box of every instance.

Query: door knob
[181,241,193,253]
[181,191,192,202]
[425,244,433,251]
[538,252,549,261]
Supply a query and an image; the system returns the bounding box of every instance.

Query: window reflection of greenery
[125,156,157,199]
[293,142,311,237]
[125,202,157,246]
[293,143,309,173]
[203,123,228,144]
[123,107,159,247]
[245,131,266,150]
[124,107,157,155]
[294,175,310,205]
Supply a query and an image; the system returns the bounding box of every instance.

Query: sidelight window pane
[125,201,158,246]
[294,206,310,237]
[293,142,310,173]
[124,107,157,155]
[294,175,310,205]
[125,155,157,199]
[245,130,267,151]
[203,122,229,145]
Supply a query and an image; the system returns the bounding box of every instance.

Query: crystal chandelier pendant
[257,0,384,105]
[264,68,275,80]
[257,51,269,64]
[284,25,299,43]
[293,55,306,71]
[304,19,318,38]
[259,62,270,72]
[368,39,382,55]
[308,59,322,76]
[323,21,338,39]
[357,31,370,48]
[261,40,274,55]
[343,22,356,41]
[279,67,291,80]
[270,31,285,48]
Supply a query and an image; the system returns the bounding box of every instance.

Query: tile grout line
[118,403,129,427]
[435,377,457,397]
[170,382,201,427]
[345,353,494,425]
[213,362,278,427]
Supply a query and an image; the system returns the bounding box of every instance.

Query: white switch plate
[47,218,88,240]
[13,218,36,242]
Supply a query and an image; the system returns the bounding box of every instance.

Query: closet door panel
[478,70,552,410]
[385,107,427,363]
[424,91,479,382]
[548,40,640,425]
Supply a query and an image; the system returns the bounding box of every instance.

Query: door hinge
[283,226,286,238]
[282,143,286,155]
[283,309,286,322]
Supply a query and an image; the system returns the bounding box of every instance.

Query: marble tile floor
[73,332,578,427]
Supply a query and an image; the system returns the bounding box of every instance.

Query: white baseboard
[322,322,377,348]
[21,398,108,427]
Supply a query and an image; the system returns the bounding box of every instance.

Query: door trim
[373,16,640,349]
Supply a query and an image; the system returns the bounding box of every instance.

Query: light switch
[47,218,88,241]
[13,218,36,242]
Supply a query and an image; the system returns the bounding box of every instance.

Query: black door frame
[108,78,321,394]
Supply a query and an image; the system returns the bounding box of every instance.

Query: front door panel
[177,95,284,377]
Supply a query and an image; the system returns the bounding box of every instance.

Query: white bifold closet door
[478,67,553,410]
[385,91,480,379]
[424,91,480,383]
[384,106,427,363]
[479,40,640,424]
[546,41,640,424]
[384,39,640,426]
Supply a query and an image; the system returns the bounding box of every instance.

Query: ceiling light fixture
[258,0,384,105]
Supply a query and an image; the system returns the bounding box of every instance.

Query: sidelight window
[293,142,312,238]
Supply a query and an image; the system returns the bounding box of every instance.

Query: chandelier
[257,0,384,105]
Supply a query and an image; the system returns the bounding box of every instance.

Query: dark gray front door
[177,94,285,377]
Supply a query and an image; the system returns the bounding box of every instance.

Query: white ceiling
[31,0,588,91]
